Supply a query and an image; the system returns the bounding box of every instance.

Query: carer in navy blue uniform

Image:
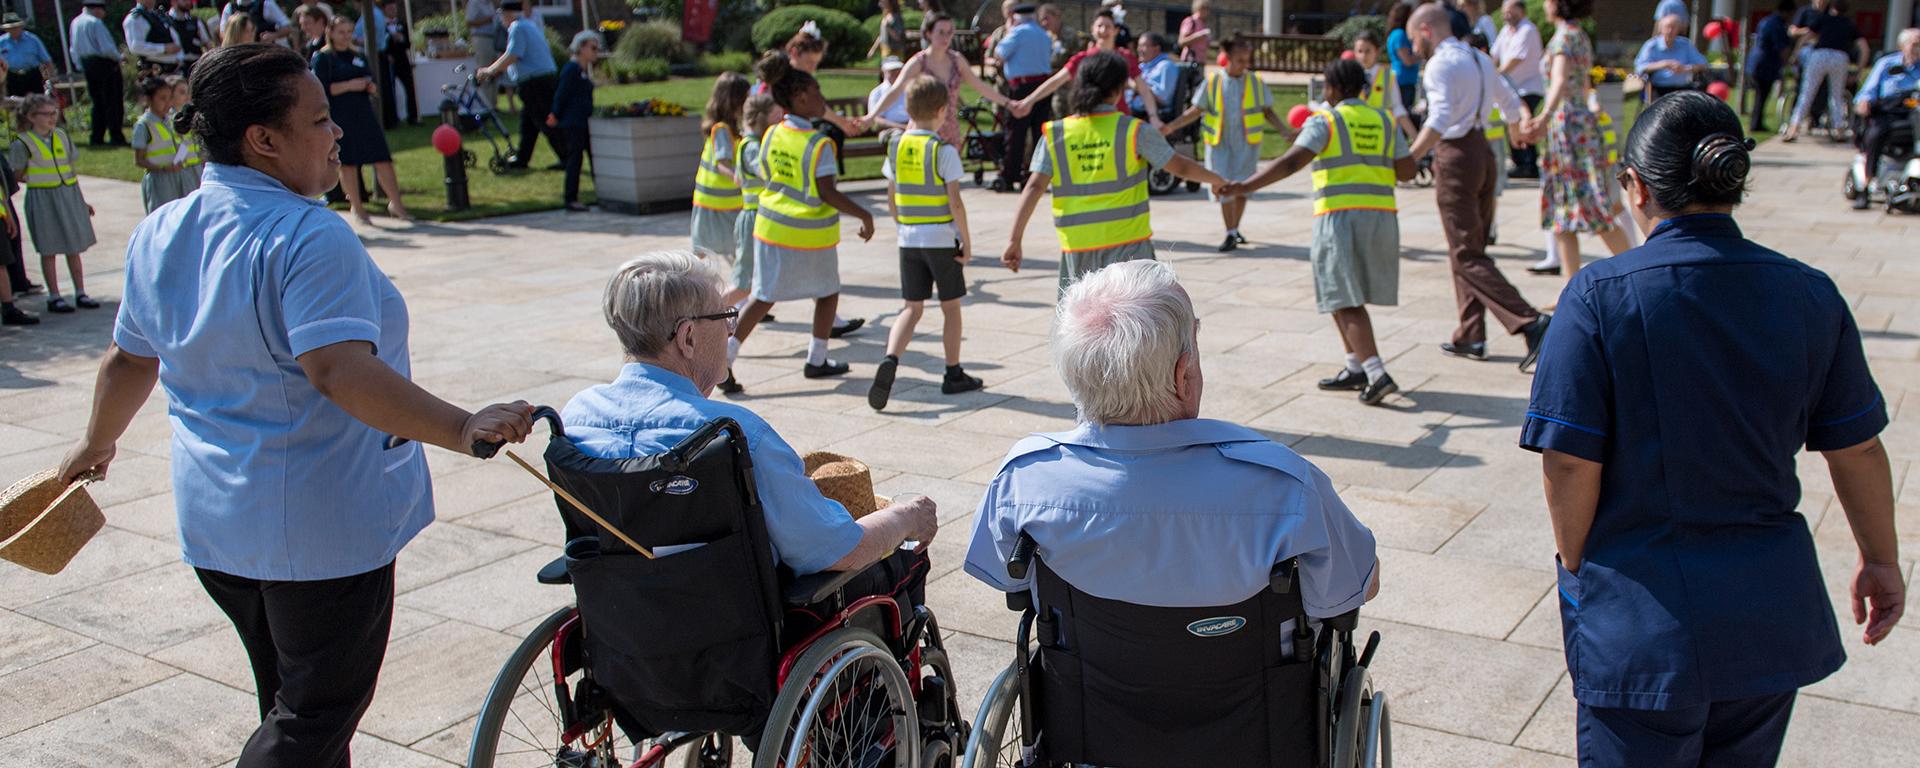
[1519,92,1906,767]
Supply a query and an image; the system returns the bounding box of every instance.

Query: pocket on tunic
[1555,556,1583,681]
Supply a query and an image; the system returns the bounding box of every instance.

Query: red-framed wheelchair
[465,409,967,768]
[962,533,1392,768]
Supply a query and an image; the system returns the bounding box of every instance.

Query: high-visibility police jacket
[1043,111,1151,252]
[18,130,78,189]
[1200,70,1270,146]
[137,112,184,170]
[693,124,743,212]
[890,132,953,225]
[1309,102,1397,215]
[753,122,839,250]
[736,136,764,213]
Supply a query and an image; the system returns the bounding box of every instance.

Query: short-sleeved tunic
[1520,214,1882,711]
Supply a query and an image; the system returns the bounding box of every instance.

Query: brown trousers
[1434,132,1539,345]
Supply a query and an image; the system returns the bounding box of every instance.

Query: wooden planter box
[590,115,704,214]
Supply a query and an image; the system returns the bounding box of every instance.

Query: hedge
[615,20,695,64]
[751,7,872,68]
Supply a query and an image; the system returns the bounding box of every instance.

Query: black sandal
[46,297,73,313]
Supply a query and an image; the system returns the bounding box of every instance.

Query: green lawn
[65,74,1310,221]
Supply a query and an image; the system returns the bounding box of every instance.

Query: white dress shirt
[68,13,120,67]
[123,6,182,63]
[1492,18,1545,95]
[1421,36,1524,140]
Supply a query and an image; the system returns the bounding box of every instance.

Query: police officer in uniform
[124,0,184,74]
[170,0,215,75]
[1523,91,1906,767]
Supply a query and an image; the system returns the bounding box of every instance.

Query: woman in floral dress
[1523,0,1631,295]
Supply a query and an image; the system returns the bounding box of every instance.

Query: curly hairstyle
[1623,91,1752,213]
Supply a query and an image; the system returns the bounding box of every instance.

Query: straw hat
[1,470,104,575]
[803,452,890,519]
[1,13,26,31]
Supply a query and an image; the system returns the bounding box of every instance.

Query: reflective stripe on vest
[890,133,952,225]
[1598,110,1619,166]
[753,124,839,250]
[22,131,77,189]
[1044,112,1151,252]
[141,114,179,165]
[1200,71,1266,146]
[182,135,203,167]
[1486,106,1506,142]
[736,137,763,212]
[692,125,743,211]
[1308,104,1396,215]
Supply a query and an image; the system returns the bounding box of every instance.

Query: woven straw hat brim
[1,470,105,575]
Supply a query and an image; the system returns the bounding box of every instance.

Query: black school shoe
[804,359,850,378]
[1359,374,1398,406]
[74,294,100,309]
[1234,232,1248,245]
[1317,368,1368,391]
[45,297,74,313]
[868,356,899,411]
[717,369,743,394]
[1439,341,1487,361]
[1217,235,1238,253]
[941,367,984,395]
[1519,315,1552,373]
[1,304,38,325]
[830,318,865,338]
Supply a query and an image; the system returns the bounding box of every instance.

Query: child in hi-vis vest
[692,72,750,258]
[869,75,985,412]
[1230,60,1417,406]
[1164,33,1283,252]
[132,75,200,213]
[7,95,98,314]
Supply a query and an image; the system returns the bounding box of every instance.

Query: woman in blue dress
[1522,91,1905,767]
[311,13,409,224]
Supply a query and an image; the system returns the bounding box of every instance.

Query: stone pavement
[2,136,1917,768]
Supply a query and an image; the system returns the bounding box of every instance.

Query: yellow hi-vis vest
[1363,65,1393,112]
[693,125,743,211]
[21,130,77,189]
[890,132,953,225]
[1200,70,1267,146]
[1309,103,1397,216]
[1043,111,1151,252]
[753,123,839,250]
[736,137,763,212]
[1597,109,1619,166]
[1486,106,1506,142]
[139,113,181,168]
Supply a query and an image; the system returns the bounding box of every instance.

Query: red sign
[684,0,717,44]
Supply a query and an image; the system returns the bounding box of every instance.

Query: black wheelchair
[1146,63,1208,196]
[962,533,1391,768]
[467,409,968,768]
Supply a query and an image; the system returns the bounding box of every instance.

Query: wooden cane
[505,450,655,559]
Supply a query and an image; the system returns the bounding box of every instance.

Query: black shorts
[901,246,967,302]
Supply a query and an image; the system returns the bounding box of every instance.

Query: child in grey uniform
[8,96,99,314]
[133,76,200,213]
[1164,34,1284,252]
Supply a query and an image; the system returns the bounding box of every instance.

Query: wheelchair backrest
[543,418,785,738]
[1026,557,1319,768]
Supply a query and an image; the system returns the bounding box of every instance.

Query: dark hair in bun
[755,50,818,112]
[1070,50,1129,115]
[1622,91,1752,213]
[1323,58,1368,103]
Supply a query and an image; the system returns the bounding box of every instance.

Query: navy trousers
[1578,691,1796,768]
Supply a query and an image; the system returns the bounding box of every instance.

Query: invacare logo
[649,476,699,496]
[1186,616,1247,638]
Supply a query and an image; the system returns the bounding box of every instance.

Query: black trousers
[1862,112,1908,178]
[381,49,417,127]
[1000,80,1051,185]
[1751,74,1779,133]
[197,562,396,768]
[1510,93,1542,174]
[6,70,44,98]
[559,122,591,203]
[81,56,126,144]
[513,74,558,166]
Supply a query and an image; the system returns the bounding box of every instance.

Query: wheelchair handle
[1007,532,1039,580]
[1358,630,1381,669]
[471,405,564,459]
[662,417,746,473]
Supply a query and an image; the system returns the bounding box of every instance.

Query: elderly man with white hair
[563,252,940,610]
[965,260,1380,615]
[1635,14,1708,100]
[1852,27,1920,210]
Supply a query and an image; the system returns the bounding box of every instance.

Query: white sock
[1539,233,1561,268]
[1344,353,1364,374]
[1361,356,1388,385]
[1227,227,1240,236]
[834,315,848,326]
[727,336,740,365]
[807,337,828,366]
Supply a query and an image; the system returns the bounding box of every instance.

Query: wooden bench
[825,97,890,159]
[1242,34,1347,74]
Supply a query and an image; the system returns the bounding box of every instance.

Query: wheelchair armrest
[1323,608,1360,633]
[537,556,571,585]
[783,568,864,607]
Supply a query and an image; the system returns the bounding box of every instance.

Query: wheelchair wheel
[960,662,1027,768]
[1331,667,1392,768]
[1148,167,1180,196]
[468,607,641,768]
[1844,169,1862,201]
[755,628,919,768]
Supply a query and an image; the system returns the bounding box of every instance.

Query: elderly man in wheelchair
[960,260,1391,768]
[466,251,967,768]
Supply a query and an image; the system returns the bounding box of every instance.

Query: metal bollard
[444,152,471,212]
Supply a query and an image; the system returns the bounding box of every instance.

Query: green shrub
[412,11,467,50]
[1325,15,1385,46]
[545,26,570,68]
[776,0,870,17]
[862,9,924,52]
[633,58,673,82]
[698,51,755,75]
[751,6,871,68]
[616,20,694,64]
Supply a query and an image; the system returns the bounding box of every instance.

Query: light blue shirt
[355,5,389,49]
[1855,52,1920,107]
[113,164,431,581]
[965,419,1378,614]
[504,16,555,83]
[1635,35,1708,88]
[995,17,1053,80]
[68,13,120,67]
[1131,53,1178,113]
[1654,0,1690,24]
[562,363,864,575]
[0,31,53,71]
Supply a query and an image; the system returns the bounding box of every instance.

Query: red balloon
[432,124,463,157]
[1703,20,1723,40]
[1340,50,1357,61]
[1707,81,1731,101]
[1287,104,1312,130]
[1217,51,1229,67]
